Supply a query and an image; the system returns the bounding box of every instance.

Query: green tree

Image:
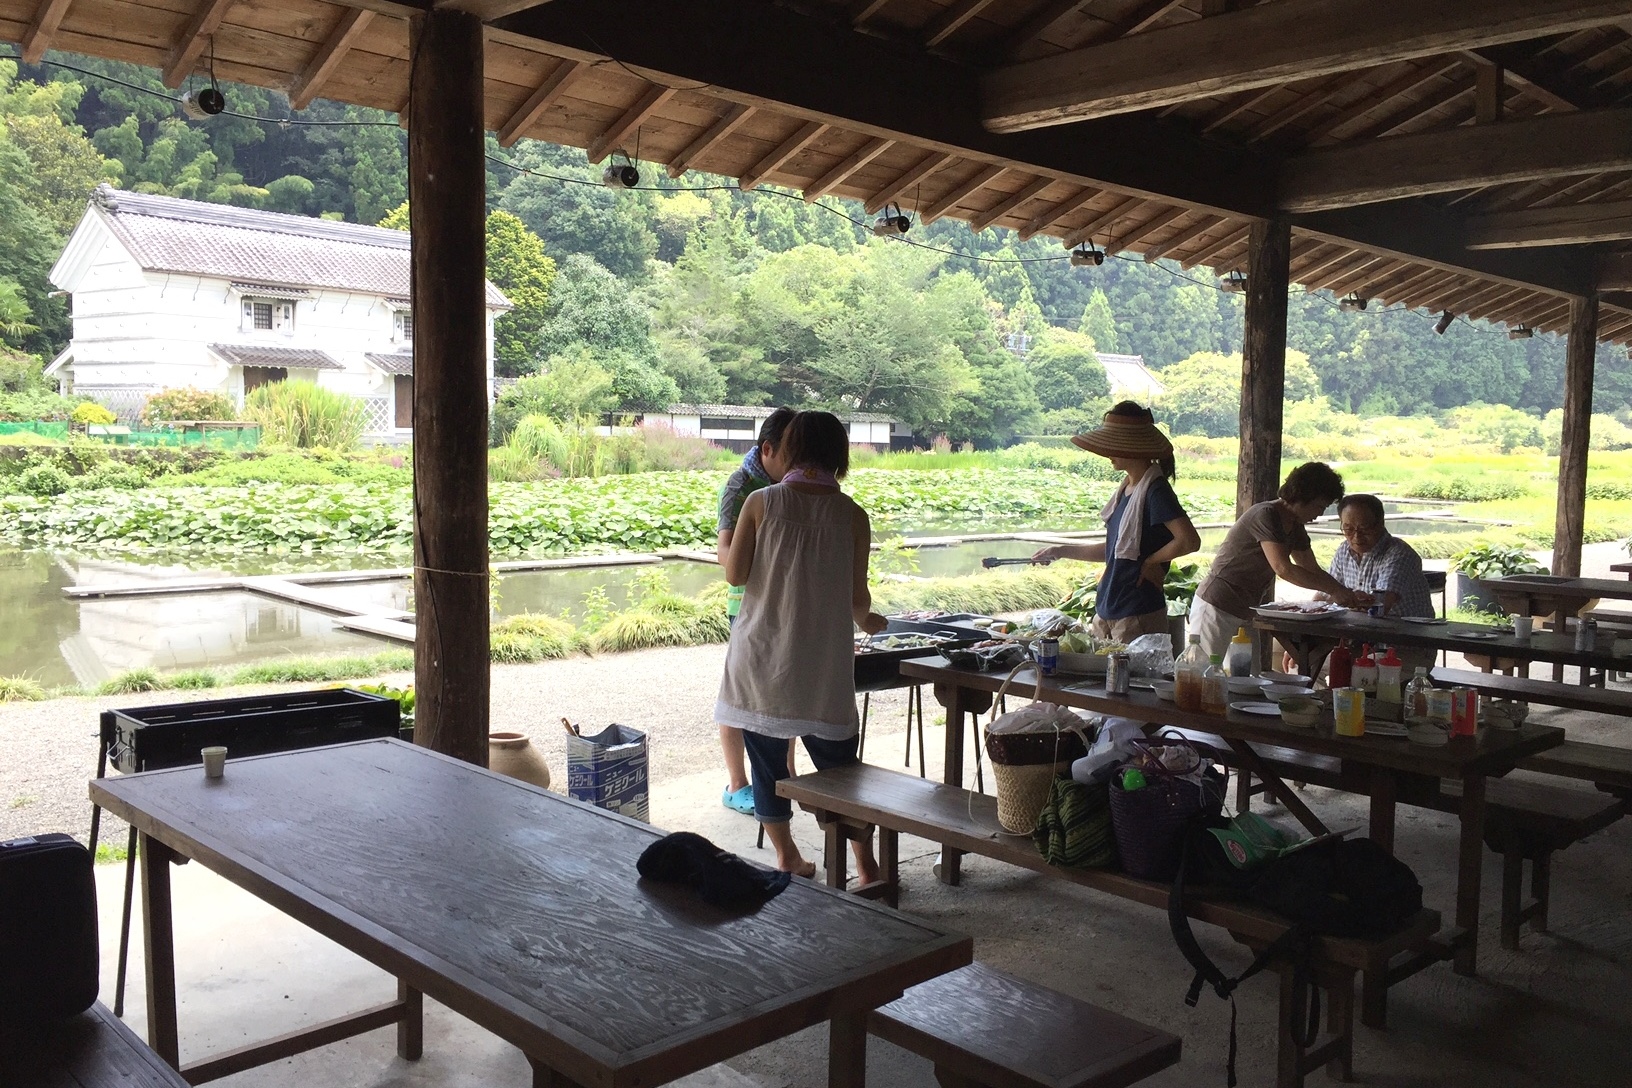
[485,210,558,377]
[1079,288,1120,354]
[495,142,656,279]
[1027,326,1110,412]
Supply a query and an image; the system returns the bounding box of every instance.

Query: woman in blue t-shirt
[1032,402,1201,642]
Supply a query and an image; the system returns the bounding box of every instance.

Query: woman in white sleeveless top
[715,411,887,880]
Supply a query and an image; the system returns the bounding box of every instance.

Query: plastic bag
[1126,631,1176,678]
[1071,716,1146,784]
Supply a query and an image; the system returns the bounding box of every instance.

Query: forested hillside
[1,52,1628,445]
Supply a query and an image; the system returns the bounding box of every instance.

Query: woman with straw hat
[1032,401,1201,643]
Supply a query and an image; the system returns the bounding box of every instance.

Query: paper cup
[1510,615,1533,639]
[201,746,227,779]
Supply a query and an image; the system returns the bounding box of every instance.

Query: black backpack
[1168,822,1423,1086]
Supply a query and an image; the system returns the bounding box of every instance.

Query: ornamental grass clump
[586,570,730,652]
[490,614,579,662]
[97,668,163,694]
[244,381,366,451]
[0,676,46,702]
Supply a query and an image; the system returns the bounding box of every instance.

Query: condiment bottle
[1352,643,1379,695]
[1226,627,1254,678]
[1404,667,1432,722]
[1333,687,1366,737]
[1202,654,1230,714]
[1175,634,1208,711]
[1328,639,1353,689]
[1375,648,1404,704]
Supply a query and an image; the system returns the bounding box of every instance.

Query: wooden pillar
[409,9,490,764]
[1552,292,1598,577]
[1237,217,1291,516]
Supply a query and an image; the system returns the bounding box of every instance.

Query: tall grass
[0,676,46,702]
[490,414,723,481]
[243,381,366,451]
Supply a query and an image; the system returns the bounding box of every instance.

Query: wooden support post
[1238,217,1290,515]
[1553,291,1598,577]
[409,9,490,765]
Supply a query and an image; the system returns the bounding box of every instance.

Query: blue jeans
[741,731,858,823]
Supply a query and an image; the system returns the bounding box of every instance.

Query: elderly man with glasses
[1323,494,1435,619]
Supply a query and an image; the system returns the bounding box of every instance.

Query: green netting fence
[0,421,70,438]
[0,421,261,448]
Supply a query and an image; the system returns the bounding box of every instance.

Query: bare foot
[782,859,817,880]
[853,860,880,886]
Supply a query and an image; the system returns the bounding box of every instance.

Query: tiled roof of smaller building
[208,343,345,371]
[364,352,414,375]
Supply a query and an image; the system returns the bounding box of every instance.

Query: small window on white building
[395,309,413,342]
[242,298,294,335]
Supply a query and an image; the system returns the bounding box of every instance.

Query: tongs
[981,556,1046,568]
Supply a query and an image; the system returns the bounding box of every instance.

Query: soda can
[1368,603,1386,619]
[1106,652,1131,695]
[1037,638,1059,676]
[1333,687,1366,737]
[1575,619,1598,652]
[1451,687,1478,736]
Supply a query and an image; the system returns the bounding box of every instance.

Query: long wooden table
[898,657,1563,977]
[1254,612,1632,681]
[89,738,971,1088]
[1478,574,1632,619]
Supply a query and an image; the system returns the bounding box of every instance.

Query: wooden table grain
[898,657,1563,979]
[89,739,971,1088]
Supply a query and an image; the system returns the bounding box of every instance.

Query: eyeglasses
[1341,522,1382,539]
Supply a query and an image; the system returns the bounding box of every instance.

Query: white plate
[1230,701,1282,716]
[1261,671,1311,685]
[1363,721,1409,738]
[1254,603,1346,622]
[1450,630,1501,640]
[1226,676,1270,693]
[1400,617,1447,626]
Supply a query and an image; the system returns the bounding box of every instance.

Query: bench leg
[397,980,422,1060]
[1501,849,1524,951]
[1326,977,1354,1082]
[879,828,900,908]
[1236,769,1254,813]
[829,1010,867,1088]
[933,1067,978,1088]
[825,820,848,890]
[528,1056,587,1087]
[1277,968,1305,1088]
[1531,851,1551,934]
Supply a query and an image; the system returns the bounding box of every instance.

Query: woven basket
[1107,740,1225,880]
[992,761,1064,834]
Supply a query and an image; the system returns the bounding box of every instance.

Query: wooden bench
[1430,667,1632,716]
[1517,739,1632,797]
[0,1001,188,1088]
[869,962,1180,1088]
[780,763,1443,1088]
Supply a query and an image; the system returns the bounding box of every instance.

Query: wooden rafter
[1093,0,1190,43]
[1141,215,1222,263]
[587,84,676,164]
[1288,242,1345,277]
[1016,187,1096,240]
[1244,75,1349,141]
[498,60,586,148]
[804,137,894,203]
[1310,253,1385,293]
[1464,43,1599,112]
[1347,77,1473,141]
[1105,205,1186,254]
[1199,86,1283,134]
[968,173,1053,232]
[1002,0,1086,59]
[161,0,235,89]
[1348,259,1413,297]
[919,163,1007,222]
[1468,198,1632,249]
[1181,224,1250,269]
[1294,246,1363,284]
[981,0,1632,131]
[1300,59,1461,144]
[1279,107,1632,212]
[1061,195,1145,248]
[863,152,954,214]
[851,0,894,26]
[1599,250,1632,290]
[20,0,74,64]
[1370,265,1445,303]
[923,0,1001,49]
[666,103,753,177]
[289,8,374,112]
[739,120,828,191]
[1325,257,1395,296]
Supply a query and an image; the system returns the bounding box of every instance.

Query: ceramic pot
[488,731,551,790]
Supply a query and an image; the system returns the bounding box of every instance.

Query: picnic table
[897,657,1562,977]
[1611,562,1632,580]
[1254,611,1632,682]
[89,739,971,1088]
[1477,575,1632,624]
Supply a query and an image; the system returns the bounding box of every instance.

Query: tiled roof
[1096,352,1166,398]
[93,186,510,309]
[208,343,345,371]
[364,352,414,375]
[664,403,898,424]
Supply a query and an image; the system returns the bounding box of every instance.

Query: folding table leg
[397,979,422,1060]
[140,834,180,1067]
[828,1009,868,1088]
[1454,773,1486,976]
[114,825,139,1016]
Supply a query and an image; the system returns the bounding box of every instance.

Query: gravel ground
[0,643,923,844]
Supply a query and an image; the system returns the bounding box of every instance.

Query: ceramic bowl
[1226,675,1270,695]
[1151,679,1176,701]
[1261,671,1312,685]
[1278,697,1322,728]
[1263,683,1318,703]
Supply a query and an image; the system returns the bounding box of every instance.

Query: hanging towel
[1103,463,1164,562]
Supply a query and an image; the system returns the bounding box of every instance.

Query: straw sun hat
[1070,407,1174,460]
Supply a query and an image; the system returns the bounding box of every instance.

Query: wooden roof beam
[966,173,1050,232]
[1467,199,1632,249]
[1061,196,1146,249]
[667,103,753,177]
[1141,214,1223,263]
[498,60,586,148]
[289,9,375,112]
[21,0,74,64]
[1370,265,1446,303]
[981,0,1632,131]
[739,121,828,191]
[851,0,894,26]
[804,137,894,203]
[162,0,236,89]
[1104,205,1187,254]
[923,0,1002,49]
[1294,246,1363,285]
[1598,250,1632,290]
[587,85,677,164]
[918,162,1006,222]
[1340,259,1411,297]
[1001,0,1085,59]
[1181,223,1251,269]
[863,151,954,214]
[1308,253,1385,293]
[1300,59,1460,144]
[1461,43,1604,112]
[1244,75,1349,141]
[1016,187,1096,240]
[1279,107,1632,212]
[1346,77,1474,142]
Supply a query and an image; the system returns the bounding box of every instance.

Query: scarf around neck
[1103,463,1163,563]
[782,465,840,489]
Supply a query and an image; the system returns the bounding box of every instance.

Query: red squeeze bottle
[1329,639,1353,688]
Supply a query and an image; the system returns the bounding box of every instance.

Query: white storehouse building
[47,185,511,436]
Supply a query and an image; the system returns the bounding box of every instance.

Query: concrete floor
[93,695,1632,1088]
